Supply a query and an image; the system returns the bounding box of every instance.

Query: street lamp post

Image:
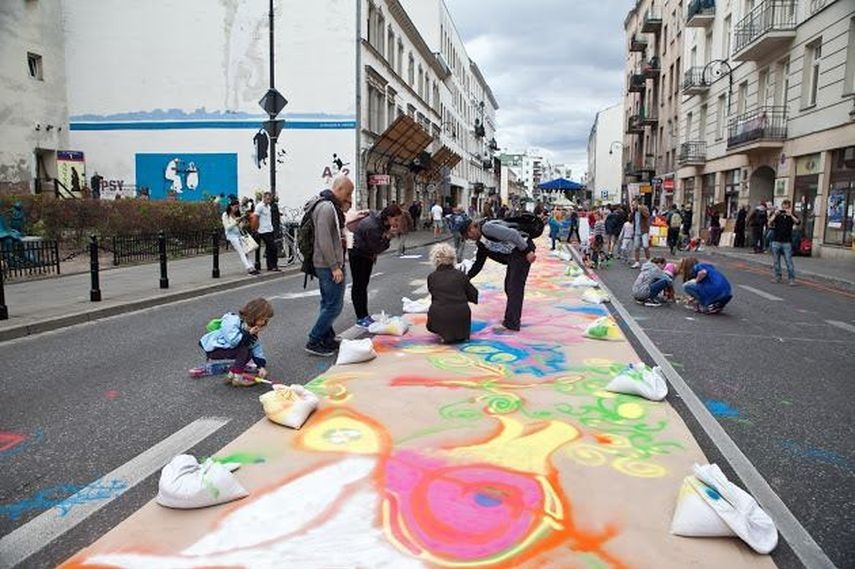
[702,59,734,115]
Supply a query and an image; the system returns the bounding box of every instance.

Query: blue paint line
[70,120,356,131]
[704,399,740,418]
[70,109,354,122]
[779,440,852,470]
[0,479,127,521]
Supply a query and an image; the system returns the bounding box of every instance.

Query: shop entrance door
[794,175,817,241]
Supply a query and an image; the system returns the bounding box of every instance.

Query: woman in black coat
[350,204,403,327]
[427,243,479,343]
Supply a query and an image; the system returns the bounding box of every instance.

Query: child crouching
[427,243,479,343]
[200,298,273,386]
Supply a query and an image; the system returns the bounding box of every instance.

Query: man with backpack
[446,205,469,262]
[665,204,683,255]
[299,176,353,357]
[460,213,543,331]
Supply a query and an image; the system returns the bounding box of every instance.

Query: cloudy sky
[445,0,635,181]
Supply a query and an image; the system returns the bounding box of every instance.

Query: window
[367,3,376,45]
[690,46,698,68]
[376,12,385,54]
[737,81,748,115]
[686,112,694,139]
[716,94,726,140]
[698,104,708,141]
[27,52,43,80]
[663,25,668,54]
[704,29,713,63]
[722,15,732,59]
[758,68,769,107]
[417,66,424,99]
[725,169,741,218]
[408,53,415,86]
[387,28,395,67]
[845,18,855,95]
[397,41,404,76]
[674,57,681,97]
[803,39,822,108]
[367,85,377,133]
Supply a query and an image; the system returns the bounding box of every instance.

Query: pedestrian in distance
[665,204,682,255]
[302,176,353,356]
[447,206,469,262]
[548,208,563,250]
[568,208,580,243]
[590,211,606,268]
[630,198,651,268]
[631,257,672,307]
[618,218,634,262]
[460,216,538,331]
[680,203,694,249]
[678,256,733,314]
[350,203,404,328]
[734,205,748,248]
[605,205,624,257]
[431,202,443,236]
[426,243,479,344]
[768,199,800,286]
[747,202,768,253]
[408,200,421,232]
[397,210,413,256]
[199,298,273,386]
[255,191,279,272]
[221,197,259,275]
[708,207,722,247]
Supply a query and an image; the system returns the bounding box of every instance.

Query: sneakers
[323,337,341,351]
[788,279,797,286]
[305,340,336,357]
[644,299,663,307]
[356,316,375,328]
[227,372,257,387]
[771,277,781,283]
[247,268,260,276]
[631,261,641,269]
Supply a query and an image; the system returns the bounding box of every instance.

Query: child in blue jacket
[199,298,273,386]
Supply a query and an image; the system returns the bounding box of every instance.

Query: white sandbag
[605,363,667,401]
[565,263,583,277]
[692,463,778,554]
[569,275,599,288]
[402,296,430,314]
[335,338,377,365]
[259,384,320,429]
[455,259,474,274]
[583,316,623,341]
[368,315,410,336]
[156,455,248,509]
[671,476,737,537]
[581,288,610,304]
[558,249,573,262]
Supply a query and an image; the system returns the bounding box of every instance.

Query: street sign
[259,88,288,117]
[263,119,284,140]
[600,190,609,199]
[651,177,662,185]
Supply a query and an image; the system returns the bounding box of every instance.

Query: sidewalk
[0,230,449,342]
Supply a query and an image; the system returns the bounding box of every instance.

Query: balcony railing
[687,0,715,27]
[628,73,646,93]
[642,57,660,78]
[642,6,663,33]
[639,108,659,126]
[629,35,648,52]
[727,106,787,148]
[626,115,645,134]
[625,157,656,176]
[682,67,709,95]
[678,141,707,165]
[733,0,796,60]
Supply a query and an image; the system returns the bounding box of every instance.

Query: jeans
[771,241,795,281]
[648,277,671,300]
[206,346,251,373]
[349,254,374,320]
[683,280,731,312]
[683,280,701,302]
[453,234,465,262]
[308,267,345,344]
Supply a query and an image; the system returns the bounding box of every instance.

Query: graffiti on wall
[135,153,237,201]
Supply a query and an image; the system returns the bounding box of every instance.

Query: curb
[0,234,452,343]
[702,248,855,292]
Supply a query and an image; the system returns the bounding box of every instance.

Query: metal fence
[1,239,61,279]
[734,0,796,55]
[112,231,223,266]
[678,141,707,164]
[727,106,787,148]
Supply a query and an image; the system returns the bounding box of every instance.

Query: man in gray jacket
[462,218,536,331]
[304,177,353,356]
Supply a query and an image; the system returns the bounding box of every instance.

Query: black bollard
[158,230,169,289]
[90,234,101,302]
[212,231,220,278]
[0,254,8,320]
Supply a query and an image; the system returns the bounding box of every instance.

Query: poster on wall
[57,151,86,194]
[135,153,238,201]
[827,190,845,229]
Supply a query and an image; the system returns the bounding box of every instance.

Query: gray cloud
[446,0,635,178]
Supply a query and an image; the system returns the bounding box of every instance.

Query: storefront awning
[366,115,432,172]
[418,145,462,182]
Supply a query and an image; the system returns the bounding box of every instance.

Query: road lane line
[738,285,783,301]
[826,320,855,333]
[570,248,837,569]
[0,417,230,569]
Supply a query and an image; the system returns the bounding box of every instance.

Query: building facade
[587,102,625,204]
[676,0,855,260]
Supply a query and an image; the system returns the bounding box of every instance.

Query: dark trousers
[751,227,764,252]
[349,254,374,319]
[666,227,680,253]
[503,250,531,331]
[568,226,580,242]
[207,346,251,373]
[734,226,745,248]
[259,232,277,270]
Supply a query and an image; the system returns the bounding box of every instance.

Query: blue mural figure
[137,153,237,201]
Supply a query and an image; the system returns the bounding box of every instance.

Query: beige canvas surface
[62,242,777,569]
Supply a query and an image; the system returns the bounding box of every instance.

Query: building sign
[600,190,609,199]
[639,183,652,194]
[368,174,390,186]
[57,151,85,194]
[796,154,821,176]
[663,179,675,191]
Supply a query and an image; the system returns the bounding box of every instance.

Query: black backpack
[297,196,331,285]
[499,212,544,239]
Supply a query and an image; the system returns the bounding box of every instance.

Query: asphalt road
[595,249,855,569]
[0,248,440,568]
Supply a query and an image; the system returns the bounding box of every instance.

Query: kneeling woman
[678,256,732,314]
[427,243,479,343]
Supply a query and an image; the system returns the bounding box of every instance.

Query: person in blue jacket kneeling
[678,256,732,314]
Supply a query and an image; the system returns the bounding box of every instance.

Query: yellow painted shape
[617,402,645,420]
[297,410,387,455]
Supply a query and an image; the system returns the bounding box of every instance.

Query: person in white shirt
[255,191,279,271]
[431,202,443,236]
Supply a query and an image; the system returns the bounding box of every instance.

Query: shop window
[725,169,741,218]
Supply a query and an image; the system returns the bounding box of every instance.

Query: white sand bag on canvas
[368,315,410,336]
[565,263,583,277]
[455,259,474,274]
[583,316,623,341]
[156,455,248,509]
[605,363,667,401]
[259,384,319,429]
[569,275,599,288]
[558,249,573,262]
[336,338,377,365]
[671,476,737,538]
[402,296,430,314]
[581,288,610,304]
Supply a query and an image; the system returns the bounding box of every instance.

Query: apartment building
[677,0,855,260]
[623,0,686,208]
[588,102,625,204]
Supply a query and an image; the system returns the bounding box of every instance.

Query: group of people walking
[220,191,281,276]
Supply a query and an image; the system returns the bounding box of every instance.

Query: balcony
[639,108,658,127]
[629,35,648,52]
[626,115,645,135]
[732,0,796,62]
[625,157,656,177]
[686,0,715,27]
[628,73,647,93]
[727,106,787,151]
[641,56,660,79]
[641,6,662,33]
[678,141,707,165]
[682,67,708,95]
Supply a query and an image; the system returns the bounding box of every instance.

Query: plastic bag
[259,384,320,429]
[583,316,623,341]
[558,249,573,262]
[581,288,610,304]
[156,455,248,509]
[605,363,668,401]
[402,296,430,314]
[565,263,583,277]
[335,338,377,365]
[368,314,409,336]
[569,275,599,288]
[455,259,474,274]
[671,464,778,554]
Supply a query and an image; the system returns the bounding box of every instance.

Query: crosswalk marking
[738,285,783,301]
[826,320,855,333]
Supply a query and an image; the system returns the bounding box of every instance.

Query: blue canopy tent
[537,178,584,192]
